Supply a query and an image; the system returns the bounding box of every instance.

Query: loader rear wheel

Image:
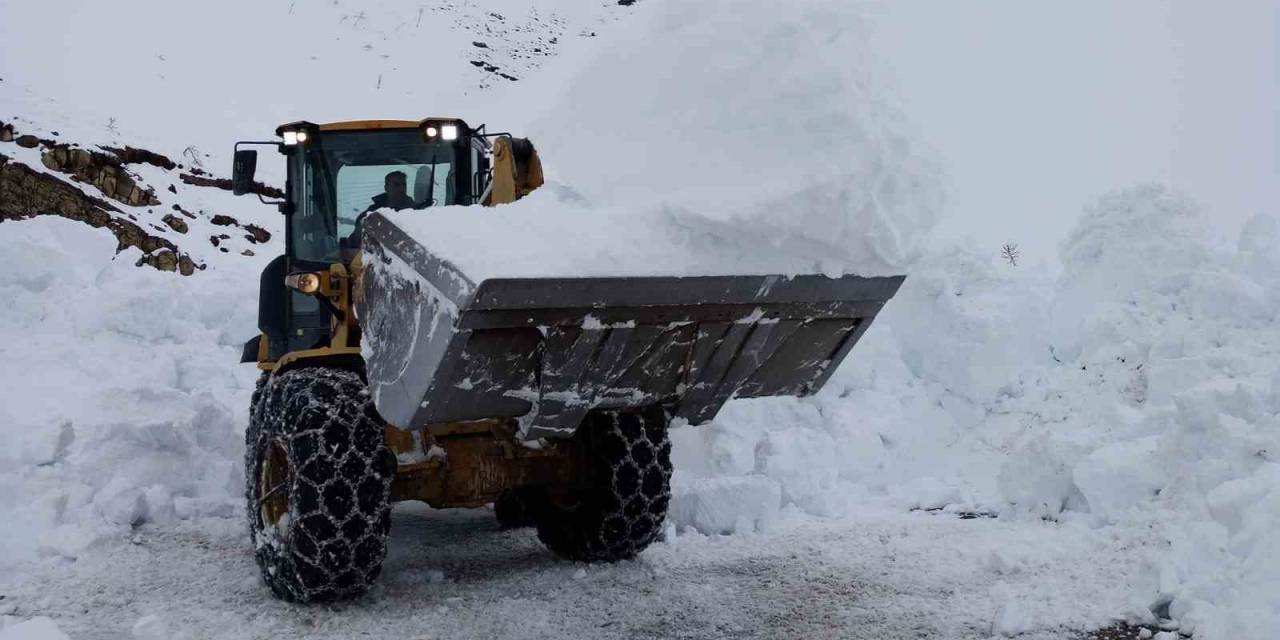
[245,367,394,603]
[494,489,538,530]
[531,406,672,562]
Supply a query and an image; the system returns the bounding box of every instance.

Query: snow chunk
[998,434,1088,518]
[93,476,148,526]
[1073,437,1165,521]
[754,428,840,515]
[669,474,780,535]
[0,617,71,640]
[131,614,169,640]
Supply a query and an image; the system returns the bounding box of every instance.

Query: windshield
[291,129,460,263]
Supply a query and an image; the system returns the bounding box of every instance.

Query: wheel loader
[232,117,904,603]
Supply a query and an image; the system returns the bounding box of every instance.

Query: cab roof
[274,118,470,136]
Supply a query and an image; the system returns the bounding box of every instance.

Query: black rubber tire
[494,488,538,530]
[245,367,394,603]
[531,406,672,562]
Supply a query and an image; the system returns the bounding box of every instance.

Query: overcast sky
[866,0,1277,268]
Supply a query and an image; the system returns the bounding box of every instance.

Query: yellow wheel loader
[232,117,904,603]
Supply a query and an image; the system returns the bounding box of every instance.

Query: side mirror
[232,149,258,196]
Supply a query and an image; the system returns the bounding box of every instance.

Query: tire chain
[246,367,393,602]
[536,407,673,561]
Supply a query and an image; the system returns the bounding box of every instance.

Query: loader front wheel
[531,406,672,562]
[245,367,394,603]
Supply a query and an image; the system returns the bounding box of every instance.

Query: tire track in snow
[1,505,1157,639]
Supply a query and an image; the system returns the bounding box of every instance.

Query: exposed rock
[136,250,196,275]
[40,144,161,207]
[243,223,271,243]
[180,171,284,199]
[4,121,272,273]
[143,249,180,272]
[1,124,277,273]
[1,155,201,275]
[161,214,188,233]
[101,145,178,170]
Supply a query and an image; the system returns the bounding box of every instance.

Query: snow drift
[676,185,1280,638]
[0,0,1274,638]
[0,218,263,564]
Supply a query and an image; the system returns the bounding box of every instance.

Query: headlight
[441,125,458,140]
[425,126,439,138]
[285,272,321,294]
[282,130,309,146]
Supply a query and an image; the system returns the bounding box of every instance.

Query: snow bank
[385,0,940,280]
[0,218,263,566]
[675,185,1279,637]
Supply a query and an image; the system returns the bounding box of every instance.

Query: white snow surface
[0,1,1276,639]
[0,218,265,565]
[0,617,70,640]
[384,0,939,280]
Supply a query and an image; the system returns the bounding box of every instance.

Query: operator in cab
[346,171,416,248]
[365,170,415,213]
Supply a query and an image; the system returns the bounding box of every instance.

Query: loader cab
[234,118,493,365]
[277,118,486,266]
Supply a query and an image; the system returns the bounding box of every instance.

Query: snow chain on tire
[245,367,394,603]
[532,406,672,562]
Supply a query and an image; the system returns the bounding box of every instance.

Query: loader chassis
[238,118,557,511]
[234,116,900,603]
[385,420,584,507]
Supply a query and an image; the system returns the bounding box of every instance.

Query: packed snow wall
[0,0,1275,637]
[674,186,1280,638]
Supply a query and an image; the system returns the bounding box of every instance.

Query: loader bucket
[358,213,905,440]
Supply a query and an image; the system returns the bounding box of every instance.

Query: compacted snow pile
[388,0,941,280]
[0,217,265,566]
[672,185,1280,638]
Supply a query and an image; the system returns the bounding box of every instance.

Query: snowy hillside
[2,1,1277,639]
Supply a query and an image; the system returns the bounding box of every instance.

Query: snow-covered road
[3,505,1157,639]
